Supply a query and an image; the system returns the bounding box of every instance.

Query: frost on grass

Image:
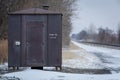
[62,49,104,69]
[62,42,104,69]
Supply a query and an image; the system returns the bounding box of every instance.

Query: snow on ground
[0,63,8,70]
[72,41,120,57]
[3,69,120,80]
[62,49,104,69]
[72,41,120,71]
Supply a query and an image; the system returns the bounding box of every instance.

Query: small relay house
[8,8,62,69]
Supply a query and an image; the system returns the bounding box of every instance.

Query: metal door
[26,21,44,66]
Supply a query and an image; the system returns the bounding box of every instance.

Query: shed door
[26,21,44,66]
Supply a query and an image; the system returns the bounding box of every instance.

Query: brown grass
[69,42,80,50]
[62,41,84,60]
[0,40,8,64]
[62,51,78,60]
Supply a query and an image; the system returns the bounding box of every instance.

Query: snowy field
[72,41,120,73]
[62,49,104,69]
[1,41,120,80]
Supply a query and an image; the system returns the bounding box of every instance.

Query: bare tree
[97,27,106,42]
[77,30,88,40]
[104,27,113,43]
[97,27,117,44]
[0,0,27,39]
[118,23,120,44]
[87,23,97,41]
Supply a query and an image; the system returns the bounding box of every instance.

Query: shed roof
[9,8,62,15]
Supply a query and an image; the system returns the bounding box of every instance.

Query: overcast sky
[71,0,120,34]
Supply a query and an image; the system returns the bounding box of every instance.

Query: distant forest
[0,0,75,46]
[71,24,120,45]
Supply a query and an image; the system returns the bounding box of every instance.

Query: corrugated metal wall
[8,15,21,67]
[47,15,62,66]
[8,14,62,67]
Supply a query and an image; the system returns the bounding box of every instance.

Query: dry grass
[69,42,80,50]
[62,51,78,60]
[0,40,8,64]
[62,41,84,60]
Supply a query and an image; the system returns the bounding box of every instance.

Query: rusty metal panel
[22,15,47,66]
[8,15,21,67]
[47,15,62,66]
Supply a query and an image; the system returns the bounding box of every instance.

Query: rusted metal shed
[8,7,62,69]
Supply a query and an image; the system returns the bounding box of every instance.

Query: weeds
[0,40,8,64]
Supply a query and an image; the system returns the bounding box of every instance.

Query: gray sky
[71,0,120,34]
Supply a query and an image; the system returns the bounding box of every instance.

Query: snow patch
[0,63,8,70]
[63,58,103,69]
[3,69,120,80]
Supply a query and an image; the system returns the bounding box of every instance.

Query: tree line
[71,24,120,45]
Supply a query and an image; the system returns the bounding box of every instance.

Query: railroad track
[76,41,120,49]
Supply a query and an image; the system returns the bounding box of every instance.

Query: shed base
[31,67,43,70]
